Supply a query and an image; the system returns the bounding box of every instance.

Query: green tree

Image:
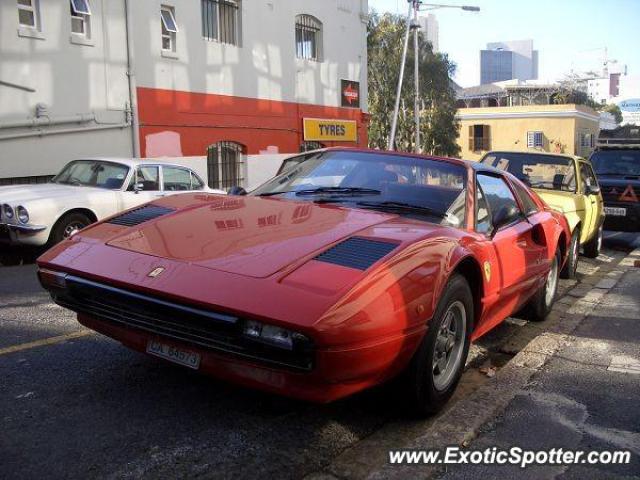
[604,103,623,124]
[367,11,460,157]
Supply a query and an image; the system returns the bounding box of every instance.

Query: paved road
[0,235,637,479]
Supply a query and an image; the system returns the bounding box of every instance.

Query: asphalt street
[0,232,638,479]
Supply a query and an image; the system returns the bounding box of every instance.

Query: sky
[368,0,640,88]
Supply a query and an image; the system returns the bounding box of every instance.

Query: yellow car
[480,151,605,278]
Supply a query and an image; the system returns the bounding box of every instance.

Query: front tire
[560,228,579,279]
[583,224,603,258]
[526,248,561,322]
[401,274,473,417]
[49,212,92,246]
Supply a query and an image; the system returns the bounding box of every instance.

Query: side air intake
[314,237,398,270]
[107,205,175,227]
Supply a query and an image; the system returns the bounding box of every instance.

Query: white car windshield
[252,151,467,228]
[52,160,130,189]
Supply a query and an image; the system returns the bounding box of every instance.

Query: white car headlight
[3,204,14,220]
[17,206,29,224]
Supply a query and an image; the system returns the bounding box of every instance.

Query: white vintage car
[0,158,223,247]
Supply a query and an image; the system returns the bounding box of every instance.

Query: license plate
[604,207,627,216]
[146,340,201,369]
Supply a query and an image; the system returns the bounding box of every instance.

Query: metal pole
[388,1,413,151]
[413,1,420,153]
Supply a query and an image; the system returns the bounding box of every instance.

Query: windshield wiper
[295,187,381,196]
[356,201,447,218]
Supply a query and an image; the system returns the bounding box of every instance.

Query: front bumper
[0,222,48,245]
[603,202,640,232]
[40,271,423,403]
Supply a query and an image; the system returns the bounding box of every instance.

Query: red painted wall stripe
[137,87,369,157]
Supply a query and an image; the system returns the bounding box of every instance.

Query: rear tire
[583,224,603,258]
[526,248,561,322]
[49,212,92,246]
[401,274,473,417]
[560,228,579,279]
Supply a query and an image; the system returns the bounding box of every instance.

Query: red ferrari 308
[38,149,570,415]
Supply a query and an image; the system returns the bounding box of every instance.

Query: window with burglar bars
[527,131,544,149]
[207,141,246,190]
[295,14,322,61]
[201,0,241,46]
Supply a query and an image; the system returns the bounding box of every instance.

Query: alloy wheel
[432,300,466,391]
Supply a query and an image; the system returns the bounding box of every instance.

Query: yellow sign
[303,118,358,142]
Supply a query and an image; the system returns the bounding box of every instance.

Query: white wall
[0,0,134,179]
[131,0,368,109]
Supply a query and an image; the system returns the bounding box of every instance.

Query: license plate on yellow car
[146,340,201,369]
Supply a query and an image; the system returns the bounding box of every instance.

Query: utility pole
[388,1,480,153]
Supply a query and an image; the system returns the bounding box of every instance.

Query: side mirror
[586,184,600,195]
[491,204,520,235]
[227,186,247,196]
[134,182,144,194]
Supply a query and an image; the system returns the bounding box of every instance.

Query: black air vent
[314,237,398,270]
[107,205,175,227]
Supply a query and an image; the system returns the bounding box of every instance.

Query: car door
[476,173,546,312]
[161,166,206,194]
[579,161,603,242]
[120,165,163,210]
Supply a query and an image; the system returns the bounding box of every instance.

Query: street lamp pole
[388,1,480,152]
[413,1,421,152]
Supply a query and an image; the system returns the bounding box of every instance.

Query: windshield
[481,152,576,192]
[590,150,640,176]
[52,160,130,189]
[251,151,467,227]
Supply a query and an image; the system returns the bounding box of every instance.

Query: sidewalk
[437,267,640,479]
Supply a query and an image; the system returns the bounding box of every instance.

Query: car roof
[483,150,583,161]
[66,157,199,169]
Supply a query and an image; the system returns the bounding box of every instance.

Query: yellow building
[456,104,600,161]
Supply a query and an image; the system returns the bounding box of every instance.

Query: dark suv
[590,127,640,232]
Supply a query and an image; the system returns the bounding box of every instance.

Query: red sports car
[37,149,570,415]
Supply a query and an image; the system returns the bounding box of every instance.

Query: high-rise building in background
[480,40,538,84]
[419,14,439,52]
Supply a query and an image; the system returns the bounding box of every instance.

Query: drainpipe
[124,0,141,158]
[0,113,96,130]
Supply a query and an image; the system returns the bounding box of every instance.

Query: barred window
[295,14,322,61]
[201,0,241,46]
[207,141,246,190]
[527,131,544,148]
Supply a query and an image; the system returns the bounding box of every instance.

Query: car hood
[106,196,397,278]
[0,183,110,204]
[533,189,579,213]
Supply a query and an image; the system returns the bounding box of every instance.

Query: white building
[0,0,369,186]
[418,13,438,52]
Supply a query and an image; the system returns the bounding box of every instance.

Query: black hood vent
[107,205,175,227]
[314,237,398,270]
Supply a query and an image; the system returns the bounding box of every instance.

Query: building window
[468,125,491,152]
[70,0,91,36]
[207,141,246,190]
[201,0,241,46]
[18,0,39,29]
[527,131,544,148]
[296,14,323,61]
[161,6,178,52]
